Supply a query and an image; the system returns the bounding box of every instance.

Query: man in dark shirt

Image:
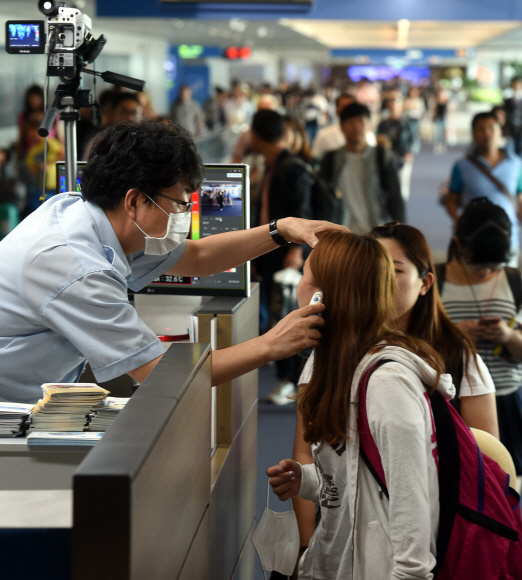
[251,110,313,403]
[504,76,522,156]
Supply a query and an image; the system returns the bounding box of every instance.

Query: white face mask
[252,480,300,579]
[133,195,191,255]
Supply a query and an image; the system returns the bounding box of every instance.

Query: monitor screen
[56,162,86,194]
[137,163,250,297]
[5,21,45,54]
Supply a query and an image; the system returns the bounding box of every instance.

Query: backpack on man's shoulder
[359,359,522,580]
[278,155,347,226]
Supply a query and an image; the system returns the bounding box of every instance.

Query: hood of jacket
[351,344,456,404]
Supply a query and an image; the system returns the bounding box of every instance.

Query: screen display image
[56,162,86,194]
[140,164,250,297]
[6,21,45,53]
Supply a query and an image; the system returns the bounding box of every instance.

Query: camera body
[46,6,92,77]
[5,2,104,79]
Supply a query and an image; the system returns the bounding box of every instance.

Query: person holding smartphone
[437,198,522,483]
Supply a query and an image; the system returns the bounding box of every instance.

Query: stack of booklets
[88,397,129,431]
[27,431,104,446]
[0,403,34,437]
[29,383,109,432]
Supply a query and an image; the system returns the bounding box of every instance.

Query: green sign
[178,44,204,59]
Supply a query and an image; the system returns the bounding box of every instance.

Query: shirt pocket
[354,521,393,579]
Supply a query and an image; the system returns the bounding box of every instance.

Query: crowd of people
[1,72,522,579]
[237,77,522,580]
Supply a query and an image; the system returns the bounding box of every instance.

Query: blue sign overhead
[96,0,522,20]
[330,48,476,64]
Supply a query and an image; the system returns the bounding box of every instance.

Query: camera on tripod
[6,0,106,78]
[5,0,146,193]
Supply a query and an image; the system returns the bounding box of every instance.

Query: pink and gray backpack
[358,359,522,579]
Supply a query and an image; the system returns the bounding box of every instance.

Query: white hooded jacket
[297,346,455,580]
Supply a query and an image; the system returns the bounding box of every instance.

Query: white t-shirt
[441,269,522,396]
[299,349,495,398]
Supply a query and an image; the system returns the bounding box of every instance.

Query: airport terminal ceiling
[6,1,522,55]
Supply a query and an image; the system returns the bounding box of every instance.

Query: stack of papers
[27,431,104,446]
[88,397,129,431]
[30,383,109,432]
[0,403,34,436]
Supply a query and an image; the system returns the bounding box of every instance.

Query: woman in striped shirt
[438,197,522,479]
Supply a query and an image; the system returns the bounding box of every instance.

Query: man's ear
[124,188,142,222]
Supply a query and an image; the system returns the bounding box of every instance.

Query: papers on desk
[30,383,109,432]
[0,403,34,437]
[88,397,129,431]
[27,431,104,446]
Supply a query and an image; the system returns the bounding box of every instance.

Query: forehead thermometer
[299,291,323,358]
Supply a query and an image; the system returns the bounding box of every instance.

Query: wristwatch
[269,219,291,246]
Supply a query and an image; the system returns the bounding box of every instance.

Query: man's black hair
[452,197,511,264]
[251,110,285,143]
[112,92,140,109]
[81,120,205,211]
[339,102,371,123]
[471,111,498,131]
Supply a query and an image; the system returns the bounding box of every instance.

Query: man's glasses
[155,192,194,213]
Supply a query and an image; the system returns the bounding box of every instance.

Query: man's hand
[267,459,302,501]
[456,319,482,344]
[477,319,514,345]
[277,218,348,249]
[260,302,325,361]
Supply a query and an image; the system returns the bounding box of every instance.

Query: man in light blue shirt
[445,111,522,263]
[0,121,338,403]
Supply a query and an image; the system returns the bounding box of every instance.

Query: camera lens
[38,0,60,16]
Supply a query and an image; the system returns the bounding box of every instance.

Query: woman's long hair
[298,231,444,445]
[370,222,477,386]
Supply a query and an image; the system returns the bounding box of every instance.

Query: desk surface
[0,489,72,528]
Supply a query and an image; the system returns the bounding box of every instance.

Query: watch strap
[269,219,290,246]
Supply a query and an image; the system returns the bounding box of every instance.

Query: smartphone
[298,291,323,359]
[479,317,502,326]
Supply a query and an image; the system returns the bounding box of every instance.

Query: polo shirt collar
[83,201,132,279]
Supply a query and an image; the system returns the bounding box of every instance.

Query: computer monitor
[56,161,86,194]
[136,163,250,297]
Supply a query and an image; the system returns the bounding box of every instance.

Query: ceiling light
[397,19,410,48]
[229,18,246,33]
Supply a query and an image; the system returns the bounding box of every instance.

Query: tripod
[38,66,145,193]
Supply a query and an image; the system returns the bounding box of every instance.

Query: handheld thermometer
[298,291,323,358]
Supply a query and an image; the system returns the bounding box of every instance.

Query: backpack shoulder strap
[375,145,386,191]
[358,358,393,499]
[505,267,522,312]
[466,155,517,210]
[435,263,446,296]
[429,390,461,576]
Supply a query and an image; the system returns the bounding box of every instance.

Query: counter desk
[0,286,259,580]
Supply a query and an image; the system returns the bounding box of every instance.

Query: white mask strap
[145,193,169,217]
[266,475,293,510]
